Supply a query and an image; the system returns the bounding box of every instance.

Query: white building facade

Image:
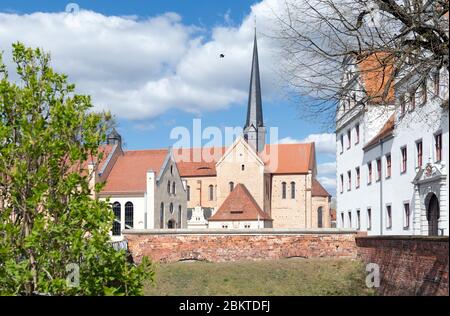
[95,135,188,241]
[336,57,449,236]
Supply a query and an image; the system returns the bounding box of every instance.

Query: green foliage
[0,43,154,295]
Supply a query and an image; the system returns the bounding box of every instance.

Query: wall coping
[123,228,358,236]
[356,235,449,242]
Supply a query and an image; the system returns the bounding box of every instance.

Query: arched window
[170,203,174,214]
[290,182,296,199]
[125,202,134,229]
[318,207,323,228]
[281,182,287,199]
[229,182,234,192]
[167,181,171,194]
[160,203,164,229]
[112,202,121,236]
[187,185,190,201]
[178,205,182,228]
[209,185,214,201]
[172,182,176,195]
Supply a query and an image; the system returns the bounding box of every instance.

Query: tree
[273,0,449,126]
[0,43,154,296]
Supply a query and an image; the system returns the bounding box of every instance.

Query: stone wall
[124,229,359,263]
[356,236,449,296]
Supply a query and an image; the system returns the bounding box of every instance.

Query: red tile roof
[363,114,395,150]
[263,143,315,174]
[357,52,395,104]
[174,147,225,177]
[101,149,168,195]
[71,144,115,175]
[312,179,331,197]
[175,142,315,177]
[209,184,272,221]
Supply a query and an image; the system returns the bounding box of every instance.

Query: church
[91,32,331,237]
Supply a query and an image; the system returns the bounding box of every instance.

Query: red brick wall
[356,236,449,296]
[124,231,358,263]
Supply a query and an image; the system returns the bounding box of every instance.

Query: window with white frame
[367,208,372,231]
[403,203,410,230]
[386,205,392,230]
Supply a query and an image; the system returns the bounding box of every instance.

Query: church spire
[244,27,266,152]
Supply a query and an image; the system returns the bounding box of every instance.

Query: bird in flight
[219,54,225,58]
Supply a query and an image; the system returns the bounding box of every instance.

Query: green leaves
[0,43,153,296]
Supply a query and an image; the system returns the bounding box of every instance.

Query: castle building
[91,31,332,237]
[336,53,449,236]
[178,32,331,229]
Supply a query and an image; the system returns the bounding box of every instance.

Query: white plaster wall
[208,220,272,229]
[102,195,146,241]
[336,67,449,236]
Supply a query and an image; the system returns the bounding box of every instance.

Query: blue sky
[0,0,337,194]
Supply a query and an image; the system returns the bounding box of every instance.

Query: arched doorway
[426,194,440,236]
[167,219,176,229]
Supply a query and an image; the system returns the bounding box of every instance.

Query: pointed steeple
[244,28,266,152]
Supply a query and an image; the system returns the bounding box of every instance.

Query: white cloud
[317,162,336,196]
[317,176,336,192]
[0,0,284,121]
[317,162,336,175]
[279,133,336,155]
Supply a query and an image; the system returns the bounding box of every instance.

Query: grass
[144,258,375,296]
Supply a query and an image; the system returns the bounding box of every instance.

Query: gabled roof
[312,179,331,197]
[216,136,265,168]
[174,147,225,177]
[99,140,317,189]
[71,144,115,176]
[209,183,272,222]
[363,114,395,151]
[101,149,168,195]
[173,142,315,177]
[356,52,395,104]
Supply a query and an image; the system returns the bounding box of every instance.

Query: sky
[0,0,337,195]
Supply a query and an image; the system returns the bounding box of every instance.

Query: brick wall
[124,229,358,263]
[356,236,449,296]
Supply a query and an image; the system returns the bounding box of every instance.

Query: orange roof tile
[101,149,168,195]
[363,114,395,150]
[174,147,225,177]
[209,183,272,221]
[175,143,315,177]
[357,52,395,104]
[312,179,331,197]
[70,144,114,175]
[263,143,314,174]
